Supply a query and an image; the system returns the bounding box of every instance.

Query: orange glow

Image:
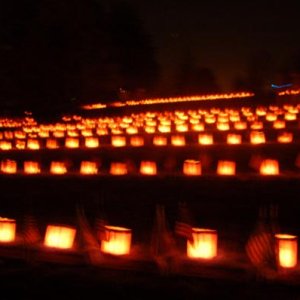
[176,124,189,132]
[198,134,213,145]
[227,134,242,145]
[273,120,286,129]
[44,225,76,249]
[15,140,26,150]
[50,162,67,175]
[250,122,263,130]
[100,225,131,256]
[158,124,171,133]
[284,112,297,121]
[187,228,217,259]
[259,159,280,175]
[265,112,277,122]
[183,160,201,176]
[53,130,65,138]
[130,136,144,147]
[216,122,230,131]
[278,89,300,96]
[140,161,157,175]
[126,126,138,135]
[153,135,167,146]
[192,123,205,132]
[80,161,98,175]
[217,161,236,176]
[24,161,41,174]
[85,137,99,148]
[65,137,79,148]
[171,135,186,146]
[277,132,293,143]
[275,234,298,268]
[0,141,12,150]
[0,217,16,243]
[111,136,126,147]
[1,159,17,174]
[250,131,266,144]
[46,138,59,149]
[234,121,247,130]
[110,162,128,175]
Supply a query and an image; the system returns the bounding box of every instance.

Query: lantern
[80,161,98,175]
[15,140,26,150]
[277,132,293,144]
[250,131,266,144]
[275,234,297,268]
[126,126,138,135]
[0,217,16,243]
[144,126,156,134]
[259,159,279,175]
[217,160,236,176]
[65,137,79,148]
[110,162,128,175]
[273,120,286,129]
[85,137,99,148]
[1,159,17,174]
[227,134,242,145]
[183,160,201,176]
[0,141,12,150]
[250,122,263,130]
[46,138,59,149]
[130,136,144,147]
[158,124,171,133]
[100,225,131,256]
[50,162,67,175]
[216,122,230,131]
[265,112,277,122]
[24,161,41,174]
[81,129,93,137]
[234,121,247,130]
[187,228,217,259]
[53,130,65,138]
[39,131,50,138]
[176,124,188,132]
[153,135,167,146]
[171,135,186,146]
[44,225,76,250]
[192,123,205,132]
[198,134,213,145]
[140,161,157,175]
[111,136,126,147]
[284,112,297,121]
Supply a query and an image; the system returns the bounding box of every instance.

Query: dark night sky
[122,0,300,90]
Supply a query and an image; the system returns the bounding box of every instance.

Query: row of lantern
[0,217,297,269]
[0,159,291,176]
[0,131,298,151]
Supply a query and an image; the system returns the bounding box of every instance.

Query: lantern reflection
[275,234,297,268]
[187,228,217,259]
[101,226,131,256]
[0,217,16,243]
[44,225,76,249]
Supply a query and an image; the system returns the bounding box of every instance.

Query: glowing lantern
[46,138,59,149]
[183,160,201,176]
[67,130,79,137]
[273,120,286,129]
[39,131,49,138]
[81,129,93,137]
[96,128,108,136]
[130,136,144,147]
[153,135,167,146]
[227,134,242,145]
[1,160,17,174]
[171,135,186,146]
[284,112,297,121]
[217,161,236,176]
[24,161,41,174]
[0,141,12,150]
[44,225,76,250]
[80,161,98,175]
[15,140,26,150]
[65,137,79,148]
[158,124,171,133]
[111,136,126,147]
[250,131,266,144]
[85,137,99,148]
[251,122,263,130]
[205,115,216,124]
[53,131,65,138]
[234,121,247,130]
[266,112,277,122]
[144,126,156,134]
[140,161,157,175]
[198,134,213,145]
[50,162,67,175]
[216,122,230,131]
[259,159,279,175]
[277,132,293,144]
[275,234,298,269]
[110,162,128,175]
[176,124,188,132]
[0,217,16,243]
[126,126,138,135]
[187,228,217,259]
[192,123,205,132]
[100,226,131,256]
